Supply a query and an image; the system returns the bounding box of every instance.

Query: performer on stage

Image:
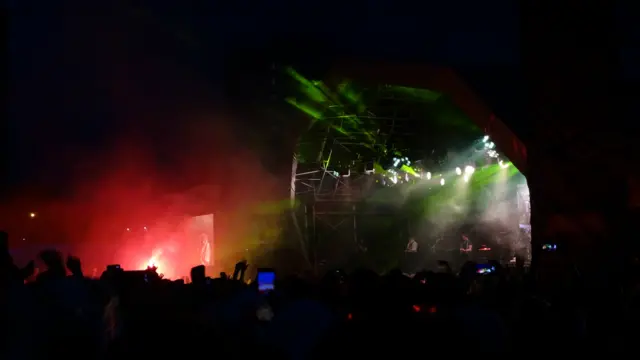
[404,237,420,274]
[459,234,473,263]
[406,237,419,253]
[199,233,211,266]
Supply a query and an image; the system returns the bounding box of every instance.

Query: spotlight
[455,167,462,175]
[29,212,36,218]
[143,226,148,231]
[464,166,475,175]
[440,178,445,186]
[391,157,411,168]
[482,135,489,143]
[499,160,510,169]
[126,228,131,232]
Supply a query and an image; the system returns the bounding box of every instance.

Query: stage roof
[326,61,528,173]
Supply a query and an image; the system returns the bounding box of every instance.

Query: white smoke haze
[366,156,531,262]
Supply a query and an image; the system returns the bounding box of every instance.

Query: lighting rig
[284,67,517,270]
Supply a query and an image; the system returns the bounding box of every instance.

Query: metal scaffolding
[289,84,430,270]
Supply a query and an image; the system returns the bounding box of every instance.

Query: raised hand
[66,255,83,277]
[233,260,248,280]
[21,260,35,280]
[235,259,248,272]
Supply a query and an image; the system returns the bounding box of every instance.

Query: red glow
[138,248,174,279]
[1,66,287,275]
[412,305,421,312]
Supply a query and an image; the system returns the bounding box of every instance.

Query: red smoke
[4,7,290,275]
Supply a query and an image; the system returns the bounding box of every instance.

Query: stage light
[455,167,462,175]
[464,166,475,175]
[482,135,489,143]
[426,172,432,180]
[364,162,375,175]
[499,160,510,169]
[440,178,445,186]
[29,212,36,218]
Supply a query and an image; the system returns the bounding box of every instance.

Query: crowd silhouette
[2,230,640,359]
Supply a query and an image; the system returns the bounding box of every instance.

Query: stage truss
[289,81,441,270]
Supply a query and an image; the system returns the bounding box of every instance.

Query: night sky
[6,1,636,199]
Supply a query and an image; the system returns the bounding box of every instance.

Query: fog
[5,4,290,275]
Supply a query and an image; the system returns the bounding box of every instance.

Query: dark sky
[5,1,636,198]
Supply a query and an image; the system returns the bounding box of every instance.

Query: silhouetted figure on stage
[406,238,419,253]
[404,237,420,274]
[459,234,473,265]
